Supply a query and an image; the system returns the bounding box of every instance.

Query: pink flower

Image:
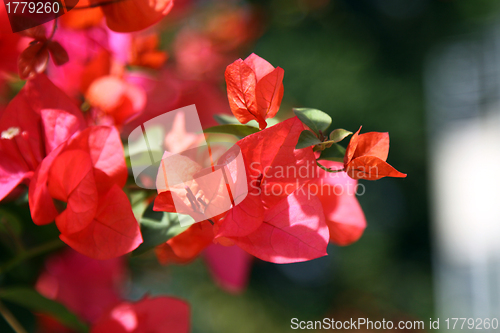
[91,296,190,333]
[36,249,125,323]
[310,161,367,245]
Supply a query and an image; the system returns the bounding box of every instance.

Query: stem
[48,17,58,40]
[316,161,344,173]
[0,301,28,333]
[0,239,65,275]
[0,218,24,254]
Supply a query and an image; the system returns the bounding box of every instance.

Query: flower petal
[95,0,174,32]
[40,109,80,153]
[310,160,366,246]
[66,126,128,192]
[224,58,261,127]
[237,116,317,209]
[204,244,252,294]
[346,156,407,180]
[344,126,361,166]
[256,67,284,121]
[91,296,189,333]
[155,221,213,264]
[49,150,98,235]
[231,189,329,263]
[243,53,274,81]
[352,131,390,161]
[60,185,143,260]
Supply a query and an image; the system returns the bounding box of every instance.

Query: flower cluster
[0,2,406,331]
[153,54,405,264]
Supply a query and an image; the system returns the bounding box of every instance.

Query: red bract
[59,0,104,30]
[174,29,227,80]
[0,32,23,87]
[154,144,249,226]
[0,3,11,34]
[230,189,329,264]
[310,160,366,246]
[59,185,143,259]
[205,7,261,51]
[155,117,329,264]
[215,116,317,239]
[46,26,111,98]
[91,296,190,333]
[36,249,125,323]
[0,74,84,202]
[130,33,167,69]
[18,26,69,79]
[204,244,253,294]
[1,72,139,263]
[155,221,214,264]
[90,0,174,33]
[344,127,407,181]
[225,53,284,130]
[121,69,233,133]
[86,75,147,128]
[29,126,143,259]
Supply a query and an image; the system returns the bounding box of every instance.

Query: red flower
[310,160,366,246]
[225,54,284,129]
[89,0,174,33]
[29,126,143,259]
[203,244,253,294]
[155,221,214,264]
[121,69,233,133]
[154,117,330,264]
[0,74,84,202]
[36,249,125,323]
[59,0,104,30]
[0,32,23,90]
[46,26,111,99]
[344,127,407,181]
[86,75,147,128]
[0,75,141,259]
[18,26,69,80]
[228,188,329,263]
[129,33,168,69]
[91,296,190,333]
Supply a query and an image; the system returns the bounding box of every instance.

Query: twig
[48,17,58,40]
[0,239,65,275]
[0,218,24,254]
[0,300,28,333]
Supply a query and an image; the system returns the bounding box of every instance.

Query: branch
[0,239,65,275]
[0,301,27,333]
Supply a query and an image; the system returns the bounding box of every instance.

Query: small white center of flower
[1,127,20,140]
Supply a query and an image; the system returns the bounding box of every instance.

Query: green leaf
[329,128,352,143]
[132,204,191,256]
[0,287,88,333]
[296,130,322,149]
[204,124,259,138]
[319,143,346,162]
[293,108,332,135]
